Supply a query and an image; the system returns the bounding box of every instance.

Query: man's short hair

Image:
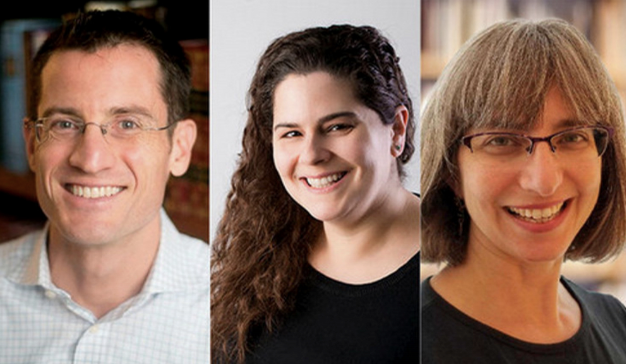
[29,10,191,127]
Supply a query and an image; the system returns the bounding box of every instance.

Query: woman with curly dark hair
[211,24,419,363]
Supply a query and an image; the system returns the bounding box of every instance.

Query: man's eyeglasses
[24,115,176,143]
[460,126,613,163]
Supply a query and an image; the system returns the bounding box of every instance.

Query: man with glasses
[0,10,208,363]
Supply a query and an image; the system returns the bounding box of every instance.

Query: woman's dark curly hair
[211,24,414,363]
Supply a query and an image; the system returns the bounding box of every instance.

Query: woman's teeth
[306,173,345,189]
[508,202,565,223]
[70,185,122,199]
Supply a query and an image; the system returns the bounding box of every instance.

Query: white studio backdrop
[210,0,420,242]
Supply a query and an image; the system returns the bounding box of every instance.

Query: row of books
[421,0,626,105]
[421,0,596,80]
[164,39,209,242]
[0,19,60,173]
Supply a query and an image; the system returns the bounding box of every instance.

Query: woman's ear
[169,119,198,177]
[390,105,409,157]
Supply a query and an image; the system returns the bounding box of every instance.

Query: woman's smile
[302,171,348,189]
[272,72,400,223]
[459,87,601,263]
[506,201,566,224]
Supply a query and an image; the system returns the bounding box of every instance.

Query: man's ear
[390,105,409,157]
[23,118,37,172]
[169,119,198,177]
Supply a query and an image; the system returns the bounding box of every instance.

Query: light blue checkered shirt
[0,209,209,363]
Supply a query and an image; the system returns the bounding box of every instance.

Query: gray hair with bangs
[421,18,626,266]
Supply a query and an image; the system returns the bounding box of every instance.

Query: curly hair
[421,18,626,266]
[211,24,414,363]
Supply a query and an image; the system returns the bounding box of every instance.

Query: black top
[422,276,626,363]
[245,253,419,364]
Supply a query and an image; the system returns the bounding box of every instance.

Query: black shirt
[422,276,626,363]
[245,253,419,364]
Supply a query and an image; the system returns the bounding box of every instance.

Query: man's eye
[50,120,79,130]
[119,120,140,129]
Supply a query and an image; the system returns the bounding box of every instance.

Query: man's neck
[47,219,161,319]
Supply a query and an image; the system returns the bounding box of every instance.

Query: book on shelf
[0,19,60,173]
[164,39,209,242]
[421,0,596,83]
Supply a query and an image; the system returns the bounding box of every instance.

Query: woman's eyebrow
[273,111,357,131]
[273,122,298,131]
[557,118,587,128]
[318,111,357,124]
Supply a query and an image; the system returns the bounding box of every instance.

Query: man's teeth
[306,173,344,189]
[508,202,564,223]
[70,185,122,199]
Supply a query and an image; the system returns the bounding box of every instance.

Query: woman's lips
[507,201,566,224]
[304,172,347,189]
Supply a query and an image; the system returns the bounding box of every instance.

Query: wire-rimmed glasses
[24,114,177,143]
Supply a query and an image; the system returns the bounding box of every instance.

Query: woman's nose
[518,142,563,197]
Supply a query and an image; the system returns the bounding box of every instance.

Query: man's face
[25,44,188,247]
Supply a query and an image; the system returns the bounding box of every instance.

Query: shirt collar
[9,209,208,294]
[140,209,209,294]
[7,222,52,288]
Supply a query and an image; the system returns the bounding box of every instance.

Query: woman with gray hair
[421,18,626,362]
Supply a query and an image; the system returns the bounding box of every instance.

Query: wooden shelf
[0,167,36,202]
[168,212,209,243]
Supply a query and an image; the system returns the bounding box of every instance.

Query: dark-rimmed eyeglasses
[460,125,613,160]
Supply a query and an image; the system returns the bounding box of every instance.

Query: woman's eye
[485,135,517,147]
[559,132,586,143]
[475,134,526,155]
[282,130,301,138]
[327,124,353,132]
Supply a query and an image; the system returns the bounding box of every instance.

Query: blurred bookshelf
[0,190,45,243]
[421,0,626,105]
[0,1,208,242]
[420,0,626,303]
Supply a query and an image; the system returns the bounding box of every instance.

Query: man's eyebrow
[40,107,81,119]
[109,105,155,118]
[273,111,357,131]
[39,105,156,119]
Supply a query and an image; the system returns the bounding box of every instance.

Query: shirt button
[45,290,56,299]
[89,325,99,334]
